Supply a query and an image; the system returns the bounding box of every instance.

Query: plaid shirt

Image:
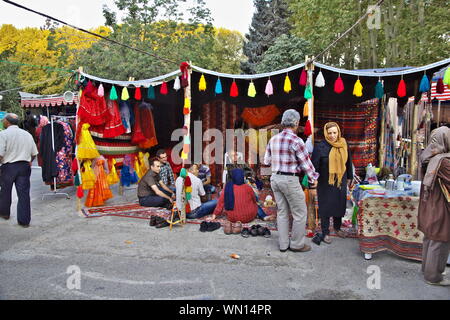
[264,129,319,182]
[159,162,175,187]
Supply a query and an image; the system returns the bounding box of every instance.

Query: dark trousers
[0,161,32,225]
[139,189,172,208]
[321,216,342,236]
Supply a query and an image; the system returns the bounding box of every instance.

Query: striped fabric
[21,95,79,108]
[314,100,379,177]
[431,80,450,101]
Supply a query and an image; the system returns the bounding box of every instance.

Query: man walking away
[0,113,38,227]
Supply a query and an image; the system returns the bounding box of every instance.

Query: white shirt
[0,125,38,164]
[176,172,205,211]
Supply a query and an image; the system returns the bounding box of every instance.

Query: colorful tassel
[74,173,81,187]
[199,74,207,91]
[180,168,187,178]
[76,185,84,199]
[181,151,188,160]
[444,68,450,86]
[315,71,325,87]
[304,85,313,99]
[375,81,384,99]
[160,81,168,95]
[303,101,309,117]
[173,76,181,91]
[265,79,273,96]
[184,135,191,145]
[304,119,312,136]
[436,78,445,94]
[353,79,363,97]
[147,86,156,99]
[397,79,406,97]
[248,81,256,97]
[299,69,307,86]
[97,83,104,97]
[215,78,223,94]
[419,74,430,92]
[134,87,142,100]
[284,75,292,93]
[121,87,130,100]
[334,76,344,94]
[180,61,190,88]
[230,80,239,97]
[109,85,118,100]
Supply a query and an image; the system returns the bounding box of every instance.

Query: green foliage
[242,0,292,74]
[287,0,450,68]
[256,34,311,73]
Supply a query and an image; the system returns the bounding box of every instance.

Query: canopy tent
[20,91,79,108]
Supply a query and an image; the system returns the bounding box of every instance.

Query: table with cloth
[352,185,424,261]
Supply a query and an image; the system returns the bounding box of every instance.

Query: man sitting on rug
[138,158,175,209]
[176,164,218,219]
[156,149,176,192]
[196,163,216,200]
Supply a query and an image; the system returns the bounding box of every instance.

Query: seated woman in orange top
[210,168,258,224]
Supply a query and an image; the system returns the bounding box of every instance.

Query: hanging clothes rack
[41,114,76,200]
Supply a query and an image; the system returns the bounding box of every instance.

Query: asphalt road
[0,166,449,300]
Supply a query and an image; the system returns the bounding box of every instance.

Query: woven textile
[314,100,379,177]
[357,196,424,261]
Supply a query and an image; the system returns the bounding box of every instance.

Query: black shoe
[241,227,251,238]
[250,225,260,237]
[18,223,29,228]
[0,215,10,220]
[149,216,157,226]
[312,233,322,246]
[199,221,209,232]
[156,221,170,228]
[279,248,288,252]
[207,222,221,232]
[262,227,271,238]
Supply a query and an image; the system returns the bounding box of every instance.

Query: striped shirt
[264,128,319,182]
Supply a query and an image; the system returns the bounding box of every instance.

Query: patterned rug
[81,201,357,237]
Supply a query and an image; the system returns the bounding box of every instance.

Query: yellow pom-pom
[199,74,207,91]
[284,75,292,93]
[248,82,257,97]
[184,97,191,109]
[121,87,130,100]
[353,79,363,97]
[303,101,309,117]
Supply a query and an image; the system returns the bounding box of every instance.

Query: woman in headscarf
[311,122,353,244]
[418,126,450,286]
[210,168,258,232]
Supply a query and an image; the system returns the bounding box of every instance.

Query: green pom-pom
[374,81,384,99]
[74,174,81,187]
[147,86,156,99]
[180,168,187,178]
[109,85,118,100]
[303,85,313,99]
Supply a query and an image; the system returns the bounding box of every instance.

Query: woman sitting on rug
[210,168,260,226]
[311,122,354,244]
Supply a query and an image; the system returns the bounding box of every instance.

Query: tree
[241,0,292,74]
[255,34,311,73]
[287,0,450,68]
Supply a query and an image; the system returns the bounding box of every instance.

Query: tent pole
[410,102,419,179]
[437,100,441,126]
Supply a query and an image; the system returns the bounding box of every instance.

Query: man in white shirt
[0,113,38,227]
[176,164,217,219]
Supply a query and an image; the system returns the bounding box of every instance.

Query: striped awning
[20,92,79,108]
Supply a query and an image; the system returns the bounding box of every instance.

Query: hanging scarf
[224,168,245,211]
[324,122,348,187]
[420,126,450,199]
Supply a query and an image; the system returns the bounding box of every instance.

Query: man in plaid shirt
[264,109,319,253]
[156,149,176,191]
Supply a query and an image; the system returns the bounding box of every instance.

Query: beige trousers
[270,174,307,250]
[422,236,450,283]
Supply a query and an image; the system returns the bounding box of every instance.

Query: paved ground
[0,166,449,300]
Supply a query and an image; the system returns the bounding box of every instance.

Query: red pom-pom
[185,176,192,187]
[160,81,168,95]
[230,81,239,97]
[76,185,84,199]
[71,158,79,174]
[397,79,406,97]
[334,76,344,94]
[304,120,312,136]
[134,87,142,100]
[299,69,307,86]
[436,78,445,94]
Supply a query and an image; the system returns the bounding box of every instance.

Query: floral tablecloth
[357,196,423,261]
